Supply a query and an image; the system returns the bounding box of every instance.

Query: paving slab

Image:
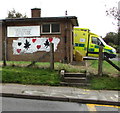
[1,83,120,106]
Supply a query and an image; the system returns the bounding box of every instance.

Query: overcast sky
[0,0,119,37]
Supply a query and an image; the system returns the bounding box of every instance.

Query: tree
[106,7,120,20]
[105,2,120,53]
[106,3,120,27]
[104,32,118,45]
[104,32,119,52]
[6,9,27,19]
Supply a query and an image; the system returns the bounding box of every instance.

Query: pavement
[0,83,119,106]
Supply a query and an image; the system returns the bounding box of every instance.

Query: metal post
[98,46,103,76]
[50,43,54,70]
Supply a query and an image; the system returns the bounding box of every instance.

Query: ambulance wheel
[104,52,110,58]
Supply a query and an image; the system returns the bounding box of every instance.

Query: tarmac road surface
[2,97,119,112]
[111,54,120,61]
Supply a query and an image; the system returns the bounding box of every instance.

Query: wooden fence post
[50,43,54,70]
[98,46,103,76]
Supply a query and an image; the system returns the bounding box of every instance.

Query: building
[0,8,78,63]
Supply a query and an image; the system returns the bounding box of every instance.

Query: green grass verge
[87,60,119,76]
[0,61,120,90]
[89,76,120,90]
[0,61,86,73]
[1,66,60,86]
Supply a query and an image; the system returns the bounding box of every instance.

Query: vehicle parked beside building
[73,28,116,61]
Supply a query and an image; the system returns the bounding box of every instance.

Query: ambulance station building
[0,8,78,63]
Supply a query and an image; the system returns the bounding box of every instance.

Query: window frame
[42,23,50,33]
[41,23,61,34]
[91,37,103,46]
[92,37,98,45]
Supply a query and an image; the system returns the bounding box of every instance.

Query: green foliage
[105,5,120,52]
[54,63,86,73]
[104,32,119,45]
[88,60,119,75]
[1,61,120,90]
[6,8,27,19]
[90,76,120,90]
[103,32,120,52]
[2,61,86,73]
[2,66,60,86]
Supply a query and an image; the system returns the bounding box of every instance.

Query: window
[92,37,98,44]
[52,24,60,32]
[92,37,102,46]
[42,24,50,33]
[42,23,60,34]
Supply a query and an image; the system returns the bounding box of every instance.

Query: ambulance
[73,28,116,61]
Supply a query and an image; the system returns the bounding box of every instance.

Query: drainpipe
[2,20,7,66]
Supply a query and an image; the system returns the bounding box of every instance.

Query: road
[111,54,120,61]
[2,97,119,111]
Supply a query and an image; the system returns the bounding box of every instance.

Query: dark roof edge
[4,16,77,21]
[1,16,79,26]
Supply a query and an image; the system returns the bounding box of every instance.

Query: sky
[0,0,119,37]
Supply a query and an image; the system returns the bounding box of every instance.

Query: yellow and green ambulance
[73,28,116,60]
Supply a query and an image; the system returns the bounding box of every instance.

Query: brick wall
[4,20,73,63]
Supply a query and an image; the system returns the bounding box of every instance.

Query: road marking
[83,89,90,91]
[82,92,89,94]
[94,104,120,109]
[86,104,97,111]
[87,103,120,111]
